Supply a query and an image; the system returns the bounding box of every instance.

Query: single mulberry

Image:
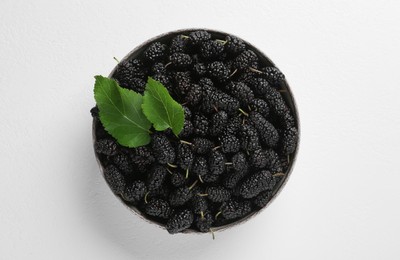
[249,111,279,148]
[264,149,283,173]
[104,165,126,194]
[223,171,246,189]
[111,152,133,174]
[151,133,175,164]
[225,35,246,54]
[192,137,214,154]
[145,198,172,219]
[219,134,240,153]
[233,50,258,70]
[195,211,214,232]
[191,194,208,214]
[170,171,186,187]
[166,209,194,234]
[95,138,118,156]
[260,67,285,85]
[207,61,229,82]
[189,30,211,45]
[206,186,231,202]
[185,83,203,105]
[239,124,261,152]
[208,150,226,175]
[225,81,254,105]
[237,170,273,198]
[192,156,208,176]
[220,199,252,219]
[151,62,167,75]
[144,42,167,62]
[169,186,193,207]
[147,166,168,191]
[113,59,145,88]
[224,115,241,135]
[231,152,248,174]
[192,114,209,136]
[122,180,147,202]
[177,143,194,170]
[279,127,298,155]
[249,149,267,168]
[193,63,207,77]
[210,110,228,136]
[248,77,270,96]
[200,40,224,59]
[249,98,270,119]
[253,190,273,208]
[169,53,192,69]
[264,85,289,117]
[170,35,189,53]
[179,120,194,138]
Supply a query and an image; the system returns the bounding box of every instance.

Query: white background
[1,1,400,259]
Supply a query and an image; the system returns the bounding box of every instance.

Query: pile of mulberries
[92,30,298,234]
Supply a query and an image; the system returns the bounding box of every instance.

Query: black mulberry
[237,170,273,198]
[122,180,147,202]
[145,198,172,219]
[249,111,279,148]
[144,42,167,62]
[104,165,126,194]
[166,209,194,234]
[95,138,118,156]
[151,133,175,164]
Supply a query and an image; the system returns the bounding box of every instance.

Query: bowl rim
[93,28,300,234]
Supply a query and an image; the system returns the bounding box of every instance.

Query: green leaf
[142,77,184,136]
[94,75,152,148]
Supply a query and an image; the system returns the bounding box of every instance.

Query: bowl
[92,28,300,234]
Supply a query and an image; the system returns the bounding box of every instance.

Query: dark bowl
[92,28,300,234]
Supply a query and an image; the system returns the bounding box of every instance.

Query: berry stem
[200,211,204,219]
[212,146,221,151]
[216,39,227,45]
[144,191,149,204]
[229,69,238,78]
[167,163,178,168]
[165,62,172,68]
[189,180,198,190]
[180,140,193,146]
[273,172,285,177]
[167,168,174,175]
[181,35,189,39]
[197,193,208,197]
[249,67,263,73]
[238,108,249,117]
[279,89,287,93]
[213,105,219,112]
[198,175,204,183]
[215,211,222,219]
[225,162,233,165]
[185,168,189,179]
[210,228,215,240]
[113,57,120,63]
[287,154,290,163]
